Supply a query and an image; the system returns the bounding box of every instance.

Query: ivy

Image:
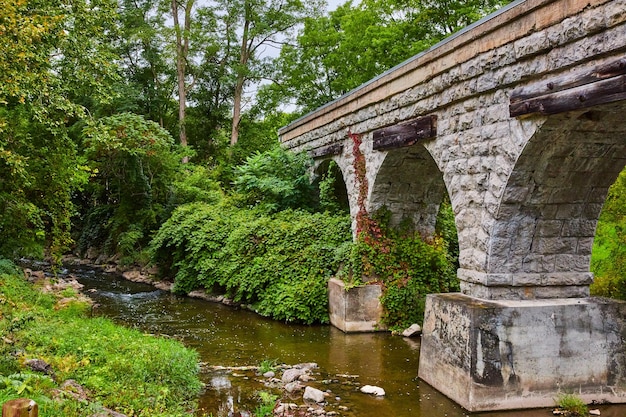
[339,207,458,330]
[340,131,459,330]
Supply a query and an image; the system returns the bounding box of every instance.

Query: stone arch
[479,103,626,300]
[368,144,449,237]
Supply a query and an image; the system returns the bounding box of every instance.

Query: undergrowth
[339,207,459,331]
[0,261,202,416]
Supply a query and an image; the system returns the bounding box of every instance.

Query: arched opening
[312,159,350,214]
[369,144,450,238]
[486,102,626,299]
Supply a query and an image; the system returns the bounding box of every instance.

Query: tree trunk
[230,2,250,147]
[172,0,194,160]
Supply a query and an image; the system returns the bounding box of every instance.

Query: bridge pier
[418,293,626,411]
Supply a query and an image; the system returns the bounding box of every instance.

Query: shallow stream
[64,266,626,417]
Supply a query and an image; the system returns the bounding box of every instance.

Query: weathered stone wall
[281,0,626,298]
[419,293,626,411]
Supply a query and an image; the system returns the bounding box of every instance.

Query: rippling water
[63,266,626,417]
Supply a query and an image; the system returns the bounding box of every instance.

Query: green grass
[0,261,203,416]
[556,393,589,417]
[258,359,277,374]
[254,391,278,417]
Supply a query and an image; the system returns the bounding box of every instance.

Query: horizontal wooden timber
[308,143,343,158]
[510,74,626,116]
[510,57,626,116]
[372,115,437,151]
[511,58,626,102]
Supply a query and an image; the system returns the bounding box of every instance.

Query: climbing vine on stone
[342,131,458,330]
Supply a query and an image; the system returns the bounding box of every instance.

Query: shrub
[232,146,315,213]
[591,167,626,299]
[150,202,351,324]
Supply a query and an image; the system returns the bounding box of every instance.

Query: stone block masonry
[327,278,385,332]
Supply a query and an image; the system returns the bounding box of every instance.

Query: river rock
[284,381,303,393]
[263,371,275,378]
[274,402,298,414]
[360,385,385,396]
[303,386,326,403]
[401,323,422,337]
[282,368,305,383]
[294,362,318,371]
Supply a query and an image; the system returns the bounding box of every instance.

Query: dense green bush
[339,208,458,330]
[76,113,184,261]
[232,146,316,213]
[150,202,351,324]
[591,167,626,299]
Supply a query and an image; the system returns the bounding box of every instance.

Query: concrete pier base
[418,293,626,412]
[328,278,385,332]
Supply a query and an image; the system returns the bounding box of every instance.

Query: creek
[63,266,623,417]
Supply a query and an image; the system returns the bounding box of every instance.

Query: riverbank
[0,260,203,417]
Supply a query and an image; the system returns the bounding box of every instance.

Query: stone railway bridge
[279,0,626,412]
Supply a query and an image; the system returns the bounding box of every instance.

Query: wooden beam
[308,143,343,159]
[509,74,626,116]
[373,115,437,151]
[510,57,626,117]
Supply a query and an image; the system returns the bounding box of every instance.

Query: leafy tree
[210,0,324,145]
[0,0,120,261]
[78,113,183,260]
[113,0,176,125]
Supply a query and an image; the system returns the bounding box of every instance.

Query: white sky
[327,0,351,11]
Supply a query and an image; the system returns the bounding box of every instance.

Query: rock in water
[360,385,385,396]
[402,323,422,337]
[282,368,305,383]
[284,381,303,393]
[303,386,326,403]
